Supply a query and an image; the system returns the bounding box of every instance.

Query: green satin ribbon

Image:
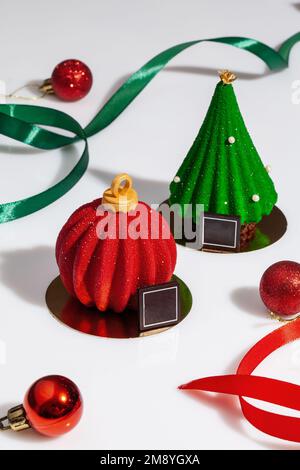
[1,33,299,223]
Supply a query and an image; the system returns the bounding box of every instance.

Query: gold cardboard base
[45,275,192,339]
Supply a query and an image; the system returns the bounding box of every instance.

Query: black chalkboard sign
[202,212,241,252]
[138,280,180,332]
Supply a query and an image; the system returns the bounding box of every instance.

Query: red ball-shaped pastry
[56,174,177,313]
[51,59,93,101]
[259,261,300,317]
[23,375,83,437]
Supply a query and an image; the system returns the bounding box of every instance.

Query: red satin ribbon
[179,318,300,442]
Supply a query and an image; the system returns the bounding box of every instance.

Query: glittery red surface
[23,375,83,437]
[56,199,177,313]
[51,59,93,101]
[259,261,300,316]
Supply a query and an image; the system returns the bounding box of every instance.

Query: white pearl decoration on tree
[252,194,260,202]
[228,136,236,144]
[173,176,181,183]
[265,165,271,173]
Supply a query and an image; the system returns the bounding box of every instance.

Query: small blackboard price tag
[138,280,181,332]
[202,212,241,252]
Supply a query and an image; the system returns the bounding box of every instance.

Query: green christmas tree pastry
[169,71,277,225]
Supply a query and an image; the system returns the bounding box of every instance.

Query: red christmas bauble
[259,261,300,317]
[23,375,83,437]
[51,59,93,101]
[56,195,177,313]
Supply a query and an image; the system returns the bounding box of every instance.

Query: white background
[0,0,300,450]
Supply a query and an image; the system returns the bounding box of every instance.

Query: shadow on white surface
[224,349,248,374]
[0,144,41,155]
[51,145,81,187]
[0,143,79,204]
[183,390,300,450]
[89,167,169,205]
[292,2,300,11]
[100,64,277,110]
[163,66,265,80]
[0,246,55,306]
[253,437,300,450]
[230,287,265,319]
[182,389,243,435]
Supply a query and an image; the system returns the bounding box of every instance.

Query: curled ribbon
[179,318,300,443]
[1,33,300,223]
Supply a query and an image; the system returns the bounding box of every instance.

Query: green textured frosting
[169,80,278,224]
